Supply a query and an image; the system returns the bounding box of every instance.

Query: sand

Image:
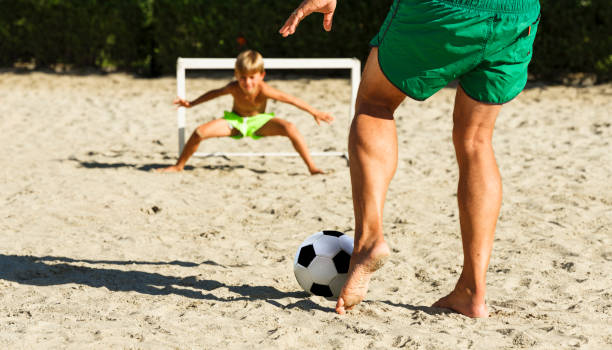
[0,70,610,349]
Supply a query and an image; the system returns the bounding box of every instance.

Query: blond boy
[158,50,334,174]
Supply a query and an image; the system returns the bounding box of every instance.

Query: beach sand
[0,71,610,349]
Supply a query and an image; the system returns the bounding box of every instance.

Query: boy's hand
[279,0,337,37]
[173,97,191,108]
[313,110,334,125]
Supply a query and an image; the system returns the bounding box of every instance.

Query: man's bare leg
[156,119,233,173]
[432,86,502,318]
[336,48,405,314]
[257,118,323,175]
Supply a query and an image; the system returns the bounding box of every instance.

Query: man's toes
[335,297,346,315]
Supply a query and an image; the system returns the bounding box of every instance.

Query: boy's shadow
[68,157,247,172]
[0,254,316,310]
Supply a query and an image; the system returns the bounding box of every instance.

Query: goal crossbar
[176,57,360,158]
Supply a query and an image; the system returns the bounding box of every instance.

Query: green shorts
[370,0,541,104]
[223,111,274,139]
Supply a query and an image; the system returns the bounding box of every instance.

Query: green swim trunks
[370,0,541,104]
[223,111,274,139]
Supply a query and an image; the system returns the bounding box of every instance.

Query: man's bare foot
[309,167,324,175]
[335,241,390,314]
[155,165,183,173]
[432,288,489,318]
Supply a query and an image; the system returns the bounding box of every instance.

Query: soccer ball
[293,230,354,299]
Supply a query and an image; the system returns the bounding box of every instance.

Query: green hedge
[531,0,611,81]
[0,0,152,73]
[1,0,610,81]
[152,0,390,72]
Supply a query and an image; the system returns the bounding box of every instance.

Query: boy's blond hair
[235,50,264,76]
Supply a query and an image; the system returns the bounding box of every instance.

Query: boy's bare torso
[228,81,268,117]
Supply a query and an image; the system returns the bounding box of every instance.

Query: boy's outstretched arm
[262,84,334,125]
[173,83,232,108]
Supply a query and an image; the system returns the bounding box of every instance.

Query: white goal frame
[176,57,361,158]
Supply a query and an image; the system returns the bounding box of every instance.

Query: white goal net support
[176,57,361,158]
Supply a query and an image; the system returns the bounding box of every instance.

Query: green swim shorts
[370,0,541,104]
[223,111,274,139]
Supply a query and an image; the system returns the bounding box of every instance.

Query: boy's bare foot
[335,240,390,314]
[155,165,183,173]
[432,288,489,318]
[309,167,325,175]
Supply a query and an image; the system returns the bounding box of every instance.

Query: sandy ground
[0,70,610,349]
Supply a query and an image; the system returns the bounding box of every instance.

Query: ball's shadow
[0,254,320,310]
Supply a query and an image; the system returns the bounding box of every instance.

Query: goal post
[176,57,361,158]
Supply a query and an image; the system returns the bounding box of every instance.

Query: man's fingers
[279,19,294,37]
[323,11,334,31]
[279,8,306,37]
[280,0,337,36]
[279,17,298,37]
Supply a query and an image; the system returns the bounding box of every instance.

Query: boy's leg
[157,119,235,172]
[256,118,323,175]
[432,86,502,318]
[336,47,406,314]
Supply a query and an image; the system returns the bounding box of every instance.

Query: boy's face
[236,71,265,94]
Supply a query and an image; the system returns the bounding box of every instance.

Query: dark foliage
[0,0,610,81]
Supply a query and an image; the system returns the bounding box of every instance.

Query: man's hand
[173,97,191,108]
[279,0,337,37]
[313,110,334,125]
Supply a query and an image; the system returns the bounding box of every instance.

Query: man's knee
[452,127,493,154]
[355,96,397,120]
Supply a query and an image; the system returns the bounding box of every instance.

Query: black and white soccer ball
[293,230,354,299]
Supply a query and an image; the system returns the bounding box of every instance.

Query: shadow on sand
[0,254,317,310]
[67,157,248,172]
[379,300,453,316]
[65,157,304,175]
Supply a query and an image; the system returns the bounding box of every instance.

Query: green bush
[151,0,390,75]
[0,0,610,81]
[533,0,612,81]
[0,0,152,73]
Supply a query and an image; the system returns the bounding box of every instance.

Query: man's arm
[279,0,337,37]
[262,84,334,125]
[173,83,233,108]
